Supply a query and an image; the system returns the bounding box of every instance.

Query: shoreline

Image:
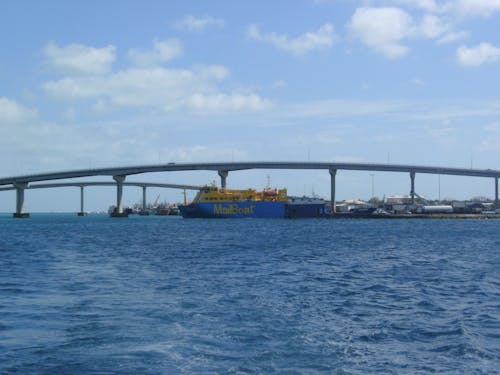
[331,213,500,219]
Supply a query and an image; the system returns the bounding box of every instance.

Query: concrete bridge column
[138,186,149,215]
[410,171,416,205]
[495,177,499,209]
[329,168,337,214]
[218,170,228,190]
[112,175,128,217]
[13,182,29,218]
[77,186,87,216]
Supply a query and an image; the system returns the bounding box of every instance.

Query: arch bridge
[0,161,499,217]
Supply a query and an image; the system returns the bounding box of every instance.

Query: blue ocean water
[1,214,499,374]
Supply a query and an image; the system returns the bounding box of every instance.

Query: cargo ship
[179,186,334,219]
[179,185,287,218]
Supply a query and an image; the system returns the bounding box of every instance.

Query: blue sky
[1,0,500,212]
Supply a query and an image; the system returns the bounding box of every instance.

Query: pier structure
[14,182,29,218]
[410,171,416,205]
[141,186,147,214]
[111,175,127,217]
[496,177,499,209]
[218,170,228,190]
[1,161,499,217]
[78,186,86,216]
[0,181,203,217]
[329,168,337,213]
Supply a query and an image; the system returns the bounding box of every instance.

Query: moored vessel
[179,185,287,218]
[285,196,331,218]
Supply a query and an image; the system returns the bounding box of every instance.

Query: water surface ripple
[1,214,499,373]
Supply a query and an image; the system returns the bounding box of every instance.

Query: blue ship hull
[285,203,331,218]
[179,201,285,218]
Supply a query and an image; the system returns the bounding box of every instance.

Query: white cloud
[419,14,446,38]
[188,93,271,112]
[43,65,268,113]
[349,6,468,57]
[42,38,268,114]
[128,39,182,67]
[436,30,469,44]
[175,15,225,32]
[193,64,230,80]
[349,7,414,58]
[387,0,443,12]
[0,98,37,124]
[457,43,500,66]
[382,0,500,18]
[43,42,116,75]
[454,0,500,17]
[43,66,215,107]
[247,23,336,56]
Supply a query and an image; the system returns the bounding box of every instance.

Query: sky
[1,0,500,212]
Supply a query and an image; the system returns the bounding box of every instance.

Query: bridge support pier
[495,177,499,209]
[410,172,416,205]
[13,182,29,218]
[139,186,149,215]
[111,175,128,217]
[218,170,228,190]
[77,186,87,216]
[329,168,337,214]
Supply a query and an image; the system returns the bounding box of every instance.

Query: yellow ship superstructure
[193,186,287,203]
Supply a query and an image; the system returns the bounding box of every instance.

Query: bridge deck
[0,161,499,186]
[0,181,202,191]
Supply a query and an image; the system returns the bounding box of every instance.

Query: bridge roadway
[0,161,499,217]
[0,181,203,218]
[0,181,204,192]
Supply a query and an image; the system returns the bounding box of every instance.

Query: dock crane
[151,194,160,209]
